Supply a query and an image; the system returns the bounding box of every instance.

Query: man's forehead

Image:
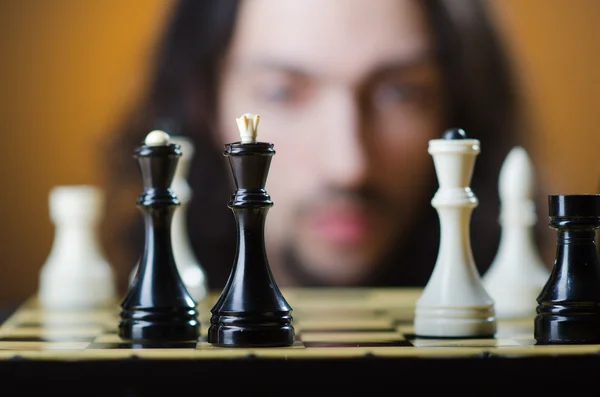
[226,0,434,81]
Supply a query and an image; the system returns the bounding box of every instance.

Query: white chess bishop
[414,129,496,338]
[482,146,550,318]
[129,134,208,303]
[38,185,117,309]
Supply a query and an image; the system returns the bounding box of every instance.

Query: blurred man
[104,0,521,291]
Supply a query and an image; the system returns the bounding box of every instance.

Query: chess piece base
[414,306,496,338]
[119,307,200,342]
[535,307,600,344]
[208,312,294,347]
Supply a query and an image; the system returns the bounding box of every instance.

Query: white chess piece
[38,185,116,309]
[414,130,496,338]
[482,146,550,318]
[129,136,208,302]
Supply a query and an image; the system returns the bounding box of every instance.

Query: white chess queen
[413,130,496,338]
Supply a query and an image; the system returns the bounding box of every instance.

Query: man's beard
[279,180,441,288]
[279,207,439,287]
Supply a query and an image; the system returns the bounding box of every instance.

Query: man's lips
[306,210,370,245]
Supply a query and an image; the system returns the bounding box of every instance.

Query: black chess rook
[119,138,199,342]
[208,141,295,347]
[535,194,600,344]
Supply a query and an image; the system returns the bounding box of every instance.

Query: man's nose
[319,91,367,189]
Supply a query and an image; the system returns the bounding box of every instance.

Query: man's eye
[257,81,311,107]
[373,84,413,102]
[262,86,295,102]
[372,83,419,104]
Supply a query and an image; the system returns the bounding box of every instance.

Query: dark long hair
[101,0,523,293]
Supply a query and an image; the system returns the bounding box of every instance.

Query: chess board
[1,288,599,390]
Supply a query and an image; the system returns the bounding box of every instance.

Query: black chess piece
[441,128,467,140]
[534,194,600,344]
[207,141,295,347]
[119,133,200,342]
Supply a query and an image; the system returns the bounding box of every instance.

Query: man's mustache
[297,185,393,212]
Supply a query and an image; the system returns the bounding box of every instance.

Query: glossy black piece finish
[119,143,199,342]
[208,142,295,347]
[441,128,467,140]
[534,194,600,344]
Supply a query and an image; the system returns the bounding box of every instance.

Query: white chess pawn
[414,129,496,338]
[482,146,550,318]
[129,135,208,303]
[38,185,116,309]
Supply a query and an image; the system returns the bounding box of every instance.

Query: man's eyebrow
[229,49,435,79]
[230,58,313,76]
[368,51,436,80]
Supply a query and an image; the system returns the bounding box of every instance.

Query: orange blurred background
[0,0,598,308]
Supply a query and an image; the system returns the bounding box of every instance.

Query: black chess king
[208,113,295,347]
[119,130,199,342]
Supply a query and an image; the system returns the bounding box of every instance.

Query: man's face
[217,0,445,285]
